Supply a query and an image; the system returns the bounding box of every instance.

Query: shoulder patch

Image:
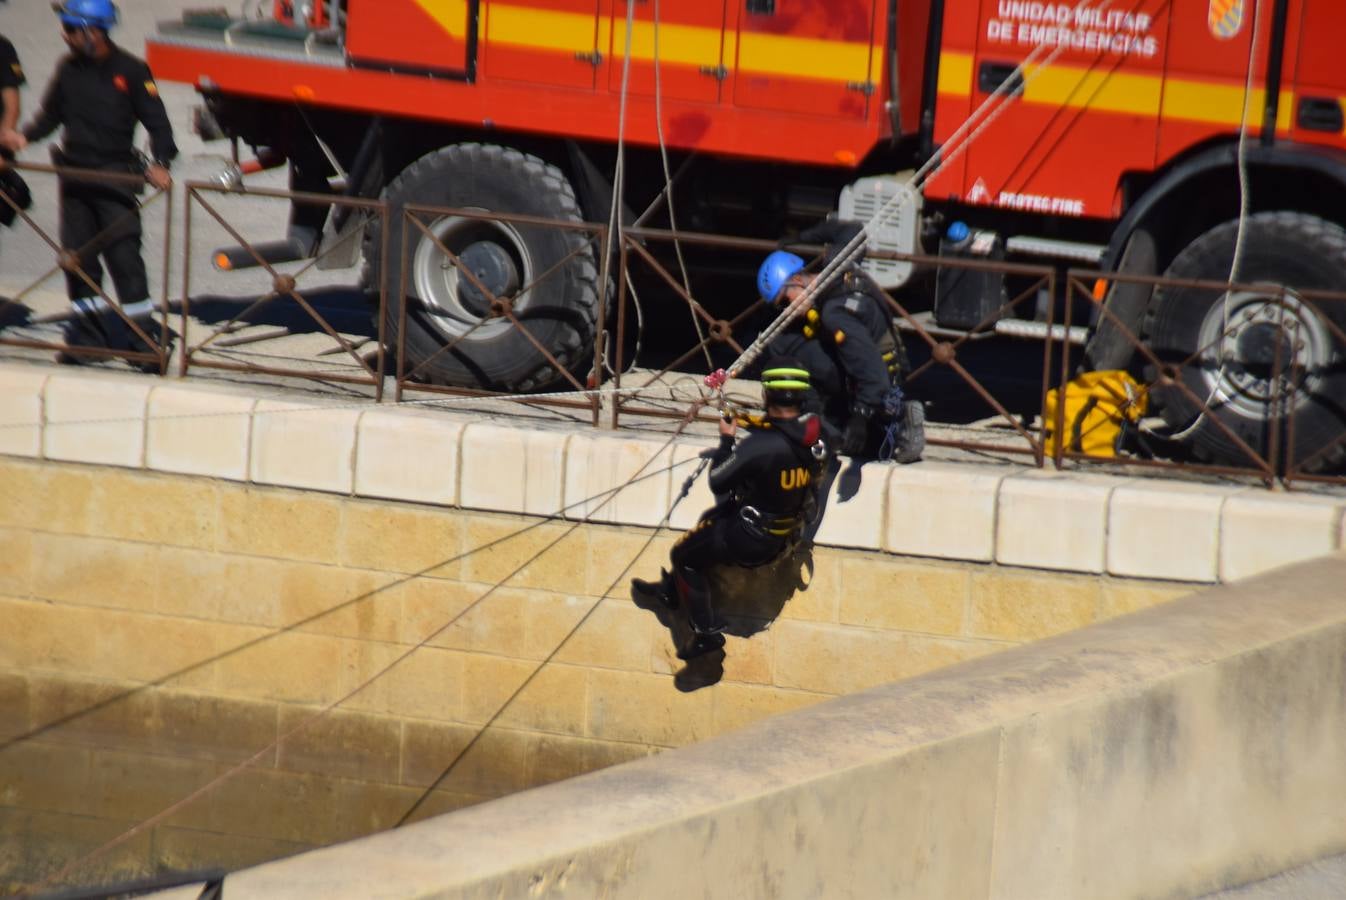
[10,63,22,78]
[144,80,159,97]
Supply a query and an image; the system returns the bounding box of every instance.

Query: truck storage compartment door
[960,0,1168,219]
[482,0,604,89]
[345,0,475,77]
[607,0,728,103]
[1286,1,1346,147]
[731,0,879,119]
[1157,0,1268,161]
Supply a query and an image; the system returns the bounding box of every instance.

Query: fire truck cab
[147,0,1346,472]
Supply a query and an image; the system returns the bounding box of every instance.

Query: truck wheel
[364,143,598,392]
[1143,212,1346,472]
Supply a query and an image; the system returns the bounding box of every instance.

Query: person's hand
[718,412,737,438]
[146,163,172,190]
[0,129,25,153]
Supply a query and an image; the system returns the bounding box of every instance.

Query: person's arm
[819,300,891,410]
[21,70,64,145]
[796,218,866,270]
[0,37,25,147]
[131,63,177,188]
[0,88,17,132]
[705,419,759,495]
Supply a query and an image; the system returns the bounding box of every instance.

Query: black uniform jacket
[0,34,24,104]
[24,45,176,170]
[790,218,894,409]
[707,413,832,529]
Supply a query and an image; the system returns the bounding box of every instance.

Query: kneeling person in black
[759,217,925,463]
[634,360,835,660]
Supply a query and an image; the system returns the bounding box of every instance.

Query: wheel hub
[411,212,532,341]
[455,241,520,318]
[1198,290,1332,414]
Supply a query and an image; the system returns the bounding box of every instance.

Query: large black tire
[364,143,598,392]
[1143,212,1346,472]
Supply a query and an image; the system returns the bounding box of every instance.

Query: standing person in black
[1,0,177,366]
[758,217,926,464]
[0,33,23,156]
[633,360,836,660]
[0,32,29,233]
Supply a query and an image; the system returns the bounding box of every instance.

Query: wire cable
[27,406,706,893]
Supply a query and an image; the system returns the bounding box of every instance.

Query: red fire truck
[146,0,1346,470]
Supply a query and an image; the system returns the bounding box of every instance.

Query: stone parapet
[207,554,1346,900]
[3,363,1343,584]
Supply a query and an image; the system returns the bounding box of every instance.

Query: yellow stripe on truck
[938,51,1294,130]
[737,31,870,81]
[487,5,597,53]
[1163,82,1294,131]
[609,20,724,68]
[1024,63,1161,116]
[412,0,470,38]
[485,3,869,82]
[938,51,974,98]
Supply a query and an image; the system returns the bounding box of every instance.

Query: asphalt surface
[1200,853,1346,899]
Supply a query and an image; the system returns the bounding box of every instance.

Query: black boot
[56,303,111,365]
[891,400,925,464]
[677,626,726,661]
[631,568,677,610]
[677,567,726,660]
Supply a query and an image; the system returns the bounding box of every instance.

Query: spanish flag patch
[144,80,159,97]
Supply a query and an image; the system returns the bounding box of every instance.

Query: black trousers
[59,177,149,304]
[670,505,784,632]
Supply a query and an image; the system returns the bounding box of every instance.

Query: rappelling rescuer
[633,358,836,660]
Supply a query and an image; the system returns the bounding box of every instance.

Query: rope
[0,378,710,432]
[395,435,710,827]
[0,454,698,759]
[651,0,713,370]
[598,0,637,379]
[1165,0,1266,443]
[27,404,706,893]
[710,34,1076,390]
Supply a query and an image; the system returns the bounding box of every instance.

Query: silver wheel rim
[411,211,533,341]
[1195,289,1333,420]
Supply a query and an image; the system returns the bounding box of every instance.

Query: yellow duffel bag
[1044,370,1148,458]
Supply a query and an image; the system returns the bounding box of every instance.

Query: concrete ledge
[4,363,1345,585]
[204,554,1346,899]
[0,367,47,458]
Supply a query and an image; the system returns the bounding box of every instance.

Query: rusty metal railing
[181,181,389,398]
[1063,270,1346,487]
[0,160,173,372]
[6,162,1344,488]
[869,249,1059,465]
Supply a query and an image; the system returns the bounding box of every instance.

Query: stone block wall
[0,456,1192,892]
[2,363,1343,892]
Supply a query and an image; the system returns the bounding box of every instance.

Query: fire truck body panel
[923,0,1346,221]
[148,0,901,167]
[146,0,1346,473]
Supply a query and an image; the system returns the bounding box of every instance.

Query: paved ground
[1200,853,1346,899]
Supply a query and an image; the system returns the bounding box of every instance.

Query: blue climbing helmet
[53,0,119,30]
[757,250,805,304]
